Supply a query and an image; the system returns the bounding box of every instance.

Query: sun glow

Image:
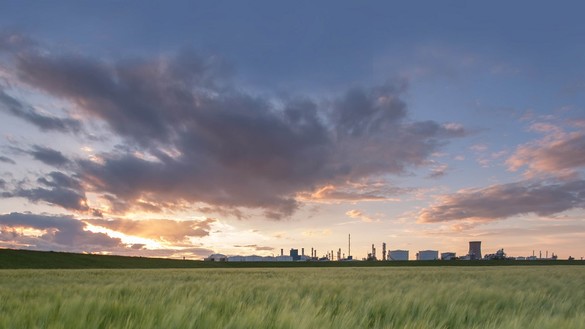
[84,223,163,249]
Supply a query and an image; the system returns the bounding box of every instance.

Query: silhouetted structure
[416,250,438,260]
[290,248,300,261]
[382,243,387,261]
[441,252,456,260]
[469,241,482,260]
[389,250,409,261]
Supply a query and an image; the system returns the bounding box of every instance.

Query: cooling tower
[469,241,482,260]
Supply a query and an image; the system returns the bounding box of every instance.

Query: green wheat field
[1,267,584,329]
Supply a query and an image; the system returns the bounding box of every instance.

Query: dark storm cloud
[29,145,69,167]
[419,179,585,223]
[10,48,467,218]
[0,156,15,164]
[0,212,122,251]
[0,89,82,133]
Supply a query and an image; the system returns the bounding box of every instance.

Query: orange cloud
[86,217,216,242]
[507,131,585,177]
[345,209,376,223]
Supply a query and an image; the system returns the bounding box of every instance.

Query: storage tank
[227,255,245,262]
[388,250,409,261]
[441,252,456,260]
[416,250,438,260]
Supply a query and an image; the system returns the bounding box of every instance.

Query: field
[1,267,584,329]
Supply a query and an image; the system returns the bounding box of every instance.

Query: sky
[1,1,584,260]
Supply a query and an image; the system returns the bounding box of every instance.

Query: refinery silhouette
[205,235,564,262]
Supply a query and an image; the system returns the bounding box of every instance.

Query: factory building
[290,248,300,261]
[227,255,293,262]
[441,252,456,260]
[416,250,438,261]
[244,255,263,262]
[204,254,227,262]
[388,250,409,261]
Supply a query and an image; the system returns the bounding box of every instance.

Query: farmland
[1,267,584,328]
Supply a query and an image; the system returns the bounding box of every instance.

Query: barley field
[1,267,584,329]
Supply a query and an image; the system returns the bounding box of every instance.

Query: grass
[0,248,200,269]
[1,267,584,328]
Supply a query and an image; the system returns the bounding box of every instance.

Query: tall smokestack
[281,249,283,256]
[302,248,304,256]
[348,234,351,258]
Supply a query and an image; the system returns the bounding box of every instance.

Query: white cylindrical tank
[417,250,438,260]
[389,250,409,261]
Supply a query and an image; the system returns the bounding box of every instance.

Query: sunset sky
[1,1,584,260]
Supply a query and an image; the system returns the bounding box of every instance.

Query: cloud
[0,212,122,252]
[11,187,88,211]
[302,229,332,237]
[418,179,585,223]
[6,43,467,218]
[2,171,89,211]
[0,156,15,164]
[345,209,377,223]
[427,164,449,179]
[0,89,82,133]
[28,145,70,167]
[233,244,274,251]
[0,212,214,258]
[37,171,83,191]
[507,131,585,177]
[0,31,35,53]
[298,183,410,202]
[85,217,215,242]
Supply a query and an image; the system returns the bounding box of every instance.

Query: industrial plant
[205,237,561,262]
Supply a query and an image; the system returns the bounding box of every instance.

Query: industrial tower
[469,241,482,260]
[382,242,387,261]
